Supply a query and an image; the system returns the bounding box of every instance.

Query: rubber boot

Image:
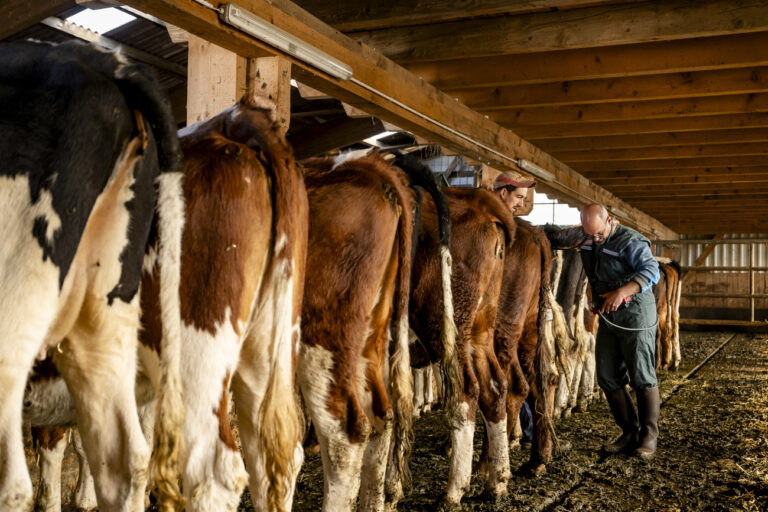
[602,387,639,454]
[634,386,660,460]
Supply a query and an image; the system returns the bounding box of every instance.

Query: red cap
[493,171,536,189]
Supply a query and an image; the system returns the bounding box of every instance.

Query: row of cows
[2,40,680,512]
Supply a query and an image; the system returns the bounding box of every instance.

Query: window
[519,191,581,226]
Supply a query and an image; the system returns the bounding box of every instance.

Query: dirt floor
[26,331,768,511]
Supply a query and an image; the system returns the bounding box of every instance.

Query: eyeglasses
[585,220,611,243]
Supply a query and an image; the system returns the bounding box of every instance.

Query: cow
[653,257,682,370]
[24,96,308,512]
[550,248,597,419]
[298,151,457,512]
[486,219,558,477]
[0,40,184,511]
[408,178,516,504]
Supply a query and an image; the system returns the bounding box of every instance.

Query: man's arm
[600,241,659,313]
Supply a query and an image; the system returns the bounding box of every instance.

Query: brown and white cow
[0,40,184,511]
[24,96,308,512]
[654,257,682,370]
[409,185,516,504]
[489,219,558,476]
[297,151,421,512]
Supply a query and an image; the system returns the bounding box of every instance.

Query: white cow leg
[568,355,585,414]
[181,321,247,512]
[509,413,523,450]
[444,402,475,505]
[483,417,511,498]
[299,344,367,512]
[412,368,424,417]
[553,373,569,420]
[72,430,97,511]
[423,364,435,412]
[0,326,57,511]
[32,427,68,512]
[577,336,597,411]
[432,362,444,406]
[138,399,156,507]
[55,298,149,512]
[359,420,393,512]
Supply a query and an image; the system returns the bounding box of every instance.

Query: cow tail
[391,156,458,434]
[152,171,185,512]
[535,237,560,453]
[389,180,415,496]
[254,123,307,512]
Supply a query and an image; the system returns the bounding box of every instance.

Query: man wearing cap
[493,171,535,214]
[579,204,661,459]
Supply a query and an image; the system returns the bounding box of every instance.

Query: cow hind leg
[53,296,149,512]
[72,430,97,512]
[299,344,368,512]
[32,426,68,512]
[180,323,247,512]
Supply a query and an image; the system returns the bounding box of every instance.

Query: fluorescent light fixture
[66,7,135,34]
[516,158,556,182]
[220,3,353,81]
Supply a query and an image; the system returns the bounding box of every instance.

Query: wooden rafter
[486,93,768,126]
[294,0,632,32]
[555,143,768,162]
[576,156,768,172]
[350,0,768,63]
[534,128,768,152]
[405,32,768,90]
[2,0,74,40]
[451,67,768,109]
[514,113,768,139]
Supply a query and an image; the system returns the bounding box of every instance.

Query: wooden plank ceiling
[296,0,768,234]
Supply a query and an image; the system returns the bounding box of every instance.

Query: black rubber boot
[602,387,639,454]
[634,386,660,459]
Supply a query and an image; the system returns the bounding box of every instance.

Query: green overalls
[580,225,658,392]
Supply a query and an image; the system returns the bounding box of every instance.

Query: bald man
[579,204,661,459]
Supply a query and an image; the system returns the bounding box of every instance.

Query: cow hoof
[521,441,533,451]
[509,438,521,451]
[436,496,462,511]
[556,439,573,457]
[522,461,547,477]
[483,485,509,501]
[562,408,572,419]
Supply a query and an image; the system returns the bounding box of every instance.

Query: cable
[596,310,659,332]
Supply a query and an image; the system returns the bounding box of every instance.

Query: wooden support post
[248,56,292,135]
[187,34,247,125]
[681,234,725,286]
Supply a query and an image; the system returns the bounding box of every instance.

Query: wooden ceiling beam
[2,0,75,40]
[557,142,768,163]
[406,32,768,90]
[487,93,768,126]
[453,67,768,109]
[113,0,674,238]
[616,189,768,199]
[584,167,768,179]
[534,128,768,152]
[515,113,768,139]
[350,0,768,63]
[577,156,768,172]
[594,173,768,186]
[294,0,626,32]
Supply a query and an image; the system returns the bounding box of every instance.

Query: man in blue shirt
[580,204,661,459]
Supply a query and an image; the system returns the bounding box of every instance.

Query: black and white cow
[0,40,184,511]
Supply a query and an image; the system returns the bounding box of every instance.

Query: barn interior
[5,1,768,510]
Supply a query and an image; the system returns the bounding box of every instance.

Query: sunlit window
[66,8,136,34]
[519,191,581,227]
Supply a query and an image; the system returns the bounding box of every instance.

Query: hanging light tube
[219,3,353,81]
